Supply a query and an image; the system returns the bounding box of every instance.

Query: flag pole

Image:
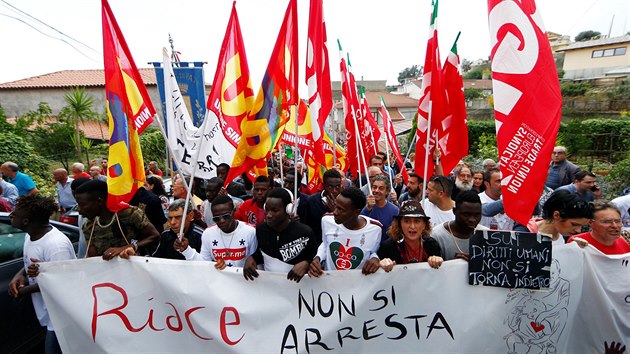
[292,104,299,215]
[332,108,338,168]
[278,144,284,182]
[380,98,394,189]
[421,101,432,201]
[153,115,191,194]
[177,108,213,240]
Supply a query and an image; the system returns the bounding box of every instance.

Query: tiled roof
[556,35,630,51]
[334,90,418,109]
[0,69,158,89]
[463,79,493,90]
[6,116,109,140]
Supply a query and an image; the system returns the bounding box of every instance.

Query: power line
[0,0,100,54]
[0,12,99,62]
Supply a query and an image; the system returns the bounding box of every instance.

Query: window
[592,46,627,58]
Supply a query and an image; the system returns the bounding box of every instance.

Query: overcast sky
[0,0,628,90]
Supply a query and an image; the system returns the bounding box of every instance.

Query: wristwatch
[130,239,138,252]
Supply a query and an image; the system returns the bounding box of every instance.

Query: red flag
[439,33,469,174]
[305,0,331,168]
[102,0,155,211]
[415,0,446,180]
[227,0,298,185]
[338,41,364,178]
[380,97,409,185]
[359,87,382,158]
[488,0,561,225]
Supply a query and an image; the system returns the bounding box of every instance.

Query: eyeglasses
[212,213,233,223]
[594,219,622,226]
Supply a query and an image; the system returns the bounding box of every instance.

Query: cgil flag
[487,0,562,225]
[305,0,332,169]
[415,0,446,181]
[439,33,469,175]
[101,0,154,211]
[227,0,298,185]
[359,87,382,159]
[380,97,409,185]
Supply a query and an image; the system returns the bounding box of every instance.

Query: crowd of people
[3,144,630,353]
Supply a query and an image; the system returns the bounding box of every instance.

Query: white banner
[37,244,629,353]
[163,49,235,179]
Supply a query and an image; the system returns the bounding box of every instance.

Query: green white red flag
[338,41,364,178]
[488,0,562,225]
[415,0,446,180]
[359,87,381,159]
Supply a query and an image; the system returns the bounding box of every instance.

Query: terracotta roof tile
[0,69,158,89]
[6,116,109,140]
[463,79,493,90]
[334,90,418,109]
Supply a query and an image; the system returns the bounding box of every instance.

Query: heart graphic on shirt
[530,321,545,333]
[330,242,364,270]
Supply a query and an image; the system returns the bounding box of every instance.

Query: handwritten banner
[469,230,552,289]
[37,245,629,353]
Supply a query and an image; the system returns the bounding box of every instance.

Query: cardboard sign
[468,230,552,289]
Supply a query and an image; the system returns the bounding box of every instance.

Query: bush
[0,131,52,197]
[139,129,167,169]
[605,157,630,197]
[560,81,591,97]
[467,120,496,155]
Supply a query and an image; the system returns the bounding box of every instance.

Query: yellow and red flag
[102,0,155,211]
[227,0,298,185]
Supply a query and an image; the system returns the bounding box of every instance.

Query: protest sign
[469,230,552,289]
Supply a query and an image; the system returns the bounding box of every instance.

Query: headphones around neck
[263,188,295,215]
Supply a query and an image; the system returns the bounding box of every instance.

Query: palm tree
[61,87,96,162]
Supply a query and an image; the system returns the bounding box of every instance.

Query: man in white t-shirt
[421,175,455,227]
[309,187,382,276]
[8,195,76,354]
[176,195,256,268]
[478,168,514,231]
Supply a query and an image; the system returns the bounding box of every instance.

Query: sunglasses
[212,212,233,223]
[430,176,445,192]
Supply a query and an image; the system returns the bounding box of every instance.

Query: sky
[0,0,628,91]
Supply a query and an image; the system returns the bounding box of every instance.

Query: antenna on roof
[607,15,615,38]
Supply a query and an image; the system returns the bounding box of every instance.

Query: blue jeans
[45,330,62,354]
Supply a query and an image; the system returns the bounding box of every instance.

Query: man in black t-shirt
[243,188,316,283]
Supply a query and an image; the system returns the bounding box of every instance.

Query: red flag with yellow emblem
[102,0,155,211]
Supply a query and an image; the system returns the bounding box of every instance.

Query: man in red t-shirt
[568,201,630,255]
[234,176,272,226]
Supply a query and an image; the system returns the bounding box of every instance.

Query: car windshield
[0,223,27,263]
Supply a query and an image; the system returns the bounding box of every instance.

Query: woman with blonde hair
[378,200,444,271]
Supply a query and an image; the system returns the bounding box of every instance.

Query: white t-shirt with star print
[181,220,257,268]
[317,215,382,271]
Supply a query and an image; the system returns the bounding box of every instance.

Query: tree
[398,65,422,84]
[60,87,97,162]
[31,123,77,170]
[460,58,473,73]
[463,67,483,80]
[575,30,601,42]
[464,88,484,101]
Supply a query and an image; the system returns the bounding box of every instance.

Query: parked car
[58,205,79,226]
[0,212,79,354]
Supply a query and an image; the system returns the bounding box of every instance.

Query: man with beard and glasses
[451,166,473,200]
